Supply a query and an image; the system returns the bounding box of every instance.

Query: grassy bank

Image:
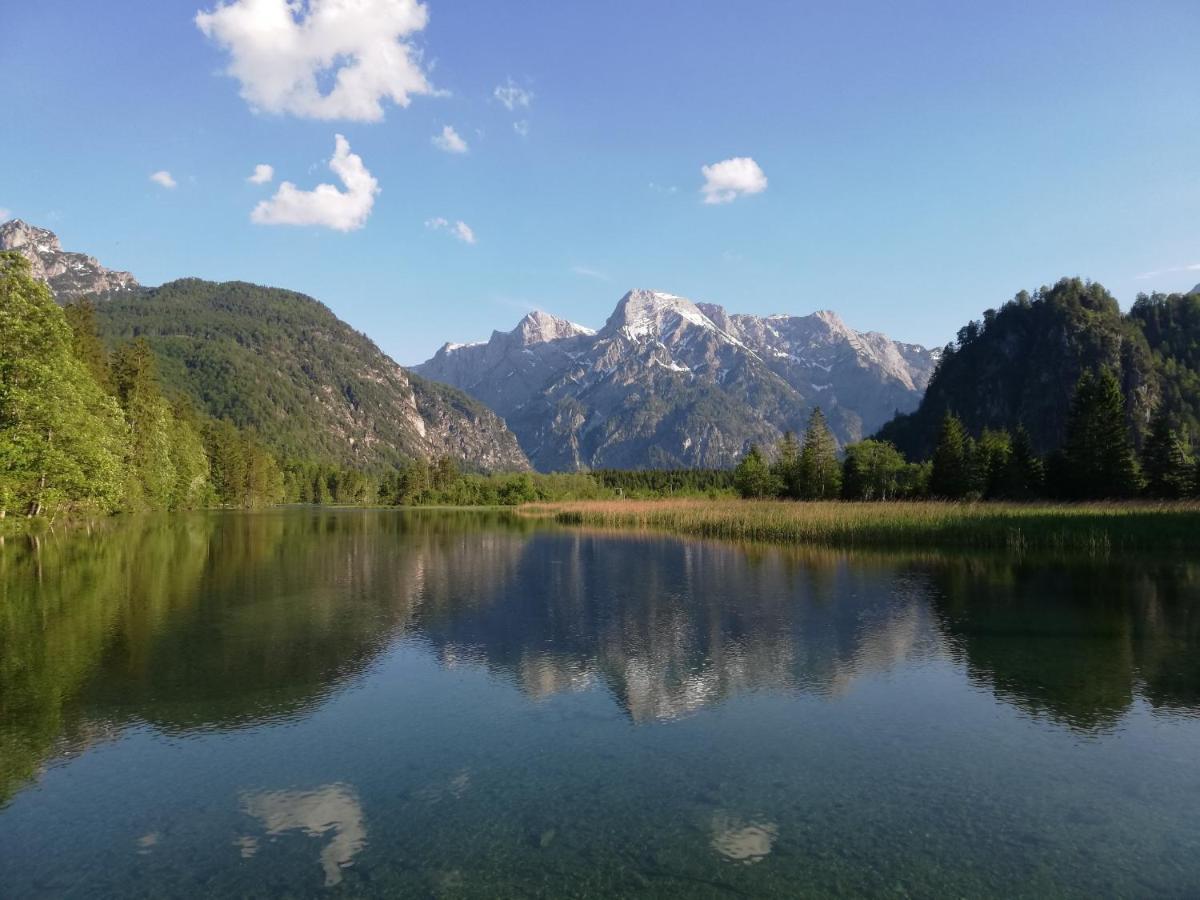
[527,499,1200,554]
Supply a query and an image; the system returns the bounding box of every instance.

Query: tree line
[735,368,1199,501]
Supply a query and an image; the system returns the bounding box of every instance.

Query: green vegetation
[0,252,282,522]
[540,499,1200,554]
[93,278,523,470]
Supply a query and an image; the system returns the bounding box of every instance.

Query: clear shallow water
[1,510,1199,898]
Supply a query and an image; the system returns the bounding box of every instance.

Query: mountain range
[416,289,936,470]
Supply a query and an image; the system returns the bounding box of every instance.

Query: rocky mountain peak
[603,289,724,342]
[513,309,594,346]
[0,218,139,299]
[1191,283,1200,296]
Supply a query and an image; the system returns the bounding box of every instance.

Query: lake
[1,509,1198,897]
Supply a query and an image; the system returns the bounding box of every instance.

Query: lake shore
[524,498,1200,554]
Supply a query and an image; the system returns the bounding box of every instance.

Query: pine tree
[1141,408,1194,499]
[1063,368,1142,498]
[63,298,113,393]
[997,426,1044,499]
[929,412,970,499]
[798,407,841,499]
[770,432,802,498]
[734,445,778,499]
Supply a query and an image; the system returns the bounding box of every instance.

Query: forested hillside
[94,279,529,472]
[877,278,1166,459]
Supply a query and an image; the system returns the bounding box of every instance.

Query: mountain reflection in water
[1,509,1199,897]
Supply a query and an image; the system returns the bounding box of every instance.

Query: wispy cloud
[1136,262,1200,280]
[700,157,767,204]
[513,120,530,138]
[649,182,678,194]
[425,217,476,244]
[195,0,437,122]
[150,170,177,189]
[252,134,378,231]
[494,78,533,111]
[571,265,609,281]
[247,163,274,184]
[432,125,468,154]
[0,208,11,221]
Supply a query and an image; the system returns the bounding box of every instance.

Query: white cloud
[0,208,11,221]
[248,163,275,184]
[150,170,177,189]
[425,217,476,244]
[513,119,529,138]
[432,125,468,154]
[251,134,378,231]
[195,0,436,122]
[1136,262,1200,280]
[494,78,532,111]
[648,182,678,194]
[571,265,608,281]
[700,157,767,204]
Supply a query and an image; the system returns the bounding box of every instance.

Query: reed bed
[524,499,1200,554]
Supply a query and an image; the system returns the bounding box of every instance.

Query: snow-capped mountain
[1,219,140,298]
[415,289,937,471]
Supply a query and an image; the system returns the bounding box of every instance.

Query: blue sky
[2,1,1198,364]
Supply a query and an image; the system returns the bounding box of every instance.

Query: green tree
[971,428,1012,498]
[841,440,907,500]
[0,252,125,517]
[734,445,779,499]
[204,419,248,506]
[112,339,177,508]
[1141,408,1193,499]
[996,426,1044,499]
[1063,368,1142,498]
[168,400,214,509]
[62,298,113,393]
[798,407,841,499]
[770,431,802,498]
[929,412,971,499]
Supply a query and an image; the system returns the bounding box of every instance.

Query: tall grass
[526,499,1200,554]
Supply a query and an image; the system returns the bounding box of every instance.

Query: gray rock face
[416,289,937,471]
[0,219,139,298]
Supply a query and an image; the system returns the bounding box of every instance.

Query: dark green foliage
[929,413,971,499]
[878,278,1155,458]
[971,428,1012,499]
[996,426,1044,500]
[798,408,841,499]
[1063,369,1142,499]
[1129,290,1200,437]
[1141,408,1194,499]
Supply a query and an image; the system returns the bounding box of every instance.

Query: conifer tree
[770,431,802,498]
[798,407,841,499]
[997,426,1044,499]
[63,298,113,393]
[1063,368,1142,498]
[929,412,970,499]
[1141,408,1194,499]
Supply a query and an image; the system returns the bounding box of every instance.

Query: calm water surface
[1,510,1198,897]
